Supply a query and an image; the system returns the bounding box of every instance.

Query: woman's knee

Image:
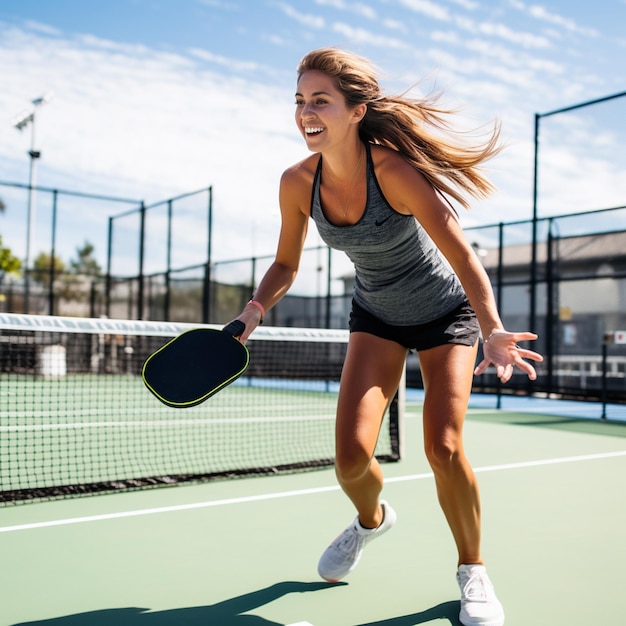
[334,446,373,484]
[424,432,464,474]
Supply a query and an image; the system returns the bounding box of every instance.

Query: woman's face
[295,70,362,152]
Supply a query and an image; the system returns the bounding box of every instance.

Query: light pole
[13,91,53,313]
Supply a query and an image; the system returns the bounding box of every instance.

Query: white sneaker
[457,564,505,626]
[317,500,397,582]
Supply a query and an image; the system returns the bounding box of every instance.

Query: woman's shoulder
[281,153,320,187]
[369,143,422,187]
[369,143,435,214]
[279,153,320,214]
[369,143,412,172]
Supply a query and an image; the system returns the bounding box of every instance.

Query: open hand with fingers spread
[474,330,543,383]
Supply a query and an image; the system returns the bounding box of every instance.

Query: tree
[0,201,22,301]
[32,252,66,286]
[70,241,101,276]
[0,236,21,279]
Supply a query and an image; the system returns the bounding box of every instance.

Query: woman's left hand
[474,330,543,383]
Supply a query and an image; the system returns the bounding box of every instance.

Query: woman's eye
[294,98,327,106]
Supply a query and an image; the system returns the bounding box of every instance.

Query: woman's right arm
[236,164,311,342]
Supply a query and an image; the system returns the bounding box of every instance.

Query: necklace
[323,146,364,220]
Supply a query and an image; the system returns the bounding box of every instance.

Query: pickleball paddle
[142,319,249,408]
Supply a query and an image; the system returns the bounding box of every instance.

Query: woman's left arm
[377,150,543,383]
[443,240,543,383]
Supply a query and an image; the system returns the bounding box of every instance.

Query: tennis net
[0,313,403,504]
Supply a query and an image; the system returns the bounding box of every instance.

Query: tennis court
[2,393,625,626]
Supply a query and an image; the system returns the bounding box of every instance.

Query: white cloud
[314,0,378,20]
[474,20,551,48]
[331,22,410,49]
[23,20,62,36]
[382,18,408,33]
[197,0,240,8]
[188,47,278,75]
[397,0,452,21]
[525,3,599,37]
[275,2,326,29]
[0,24,304,273]
[449,0,479,9]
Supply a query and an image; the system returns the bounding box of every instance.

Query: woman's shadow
[10,581,461,626]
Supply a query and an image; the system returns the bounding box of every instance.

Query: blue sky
[0,0,625,280]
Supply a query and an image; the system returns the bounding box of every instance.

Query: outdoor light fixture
[12,91,54,312]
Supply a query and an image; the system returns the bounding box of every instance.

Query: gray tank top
[310,143,466,325]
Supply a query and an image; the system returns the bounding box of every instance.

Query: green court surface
[0,374,393,496]
[1,400,625,625]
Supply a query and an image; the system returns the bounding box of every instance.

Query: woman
[234,47,542,626]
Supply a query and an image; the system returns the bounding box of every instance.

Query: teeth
[305,127,324,134]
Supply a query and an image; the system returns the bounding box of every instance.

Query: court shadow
[355,600,462,625]
[10,580,344,626]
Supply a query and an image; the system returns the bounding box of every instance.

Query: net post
[389,361,406,460]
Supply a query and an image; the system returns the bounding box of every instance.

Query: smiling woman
[228,46,544,626]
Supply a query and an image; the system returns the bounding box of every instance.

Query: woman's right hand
[232,302,264,343]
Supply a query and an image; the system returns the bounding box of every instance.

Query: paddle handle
[223,319,245,337]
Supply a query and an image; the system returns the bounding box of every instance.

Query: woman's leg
[418,341,482,565]
[334,331,408,528]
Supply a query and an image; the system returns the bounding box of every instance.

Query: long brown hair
[297,47,502,210]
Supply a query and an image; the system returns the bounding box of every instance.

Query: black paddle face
[142,320,249,408]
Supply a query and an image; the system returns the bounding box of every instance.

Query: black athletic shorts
[349,298,480,352]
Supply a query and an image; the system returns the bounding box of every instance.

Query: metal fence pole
[203,186,213,324]
[601,340,608,420]
[137,201,146,320]
[496,223,504,409]
[546,220,555,396]
[165,199,173,321]
[105,216,113,318]
[47,189,58,315]
[326,246,332,328]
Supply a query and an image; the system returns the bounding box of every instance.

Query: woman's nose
[301,103,314,119]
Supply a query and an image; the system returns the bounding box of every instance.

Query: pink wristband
[247,299,265,323]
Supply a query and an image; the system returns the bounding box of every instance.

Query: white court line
[385,450,626,483]
[0,414,336,431]
[1,450,625,534]
[0,485,341,534]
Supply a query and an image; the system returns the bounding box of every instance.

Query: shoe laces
[460,569,492,603]
[333,525,363,556]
